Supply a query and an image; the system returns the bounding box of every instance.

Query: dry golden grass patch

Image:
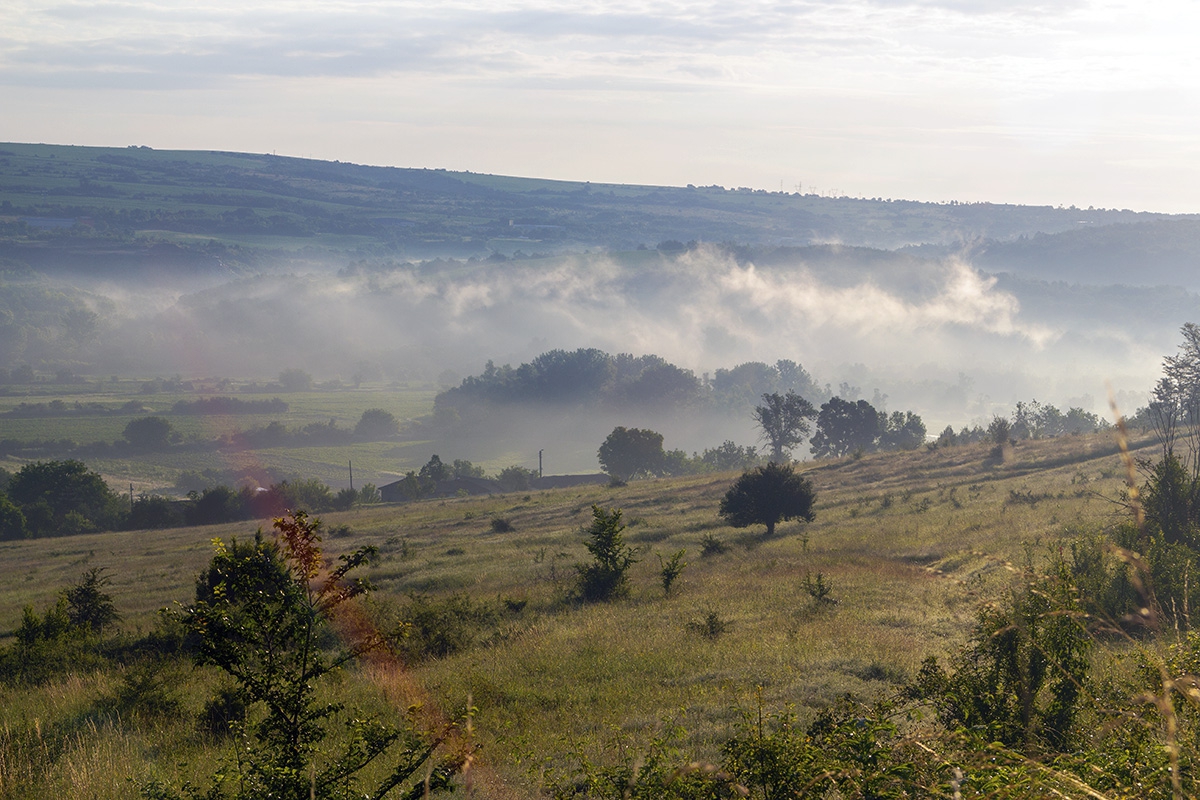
[0,429,1157,797]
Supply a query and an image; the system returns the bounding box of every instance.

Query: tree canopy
[598,426,665,481]
[123,415,174,450]
[6,459,122,537]
[354,407,399,439]
[810,397,884,458]
[719,462,816,537]
[753,391,817,461]
[433,349,819,421]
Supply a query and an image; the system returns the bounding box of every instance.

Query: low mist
[19,244,1192,459]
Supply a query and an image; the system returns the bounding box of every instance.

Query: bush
[699,533,729,557]
[575,505,638,602]
[497,465,536,492]
[393,592,499,662]
[354,408,399,439]
[123,415,174,450]
[65,567,119,633]
[719,462,817,537]
[198,685,249,738]
[128,494,183,529]
[165,511,455,799]
[332,487,358,511]
[659,549,687,596]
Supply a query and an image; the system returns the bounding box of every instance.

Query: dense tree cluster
[434,349,822,421]
[810,397,927,458]
[935,401,1107,449]
[3,460,124,538]
[0,459,389,539]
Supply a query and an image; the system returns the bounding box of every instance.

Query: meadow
[0,379,442,490]
[0,428,1154,798]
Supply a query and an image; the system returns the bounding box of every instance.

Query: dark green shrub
[906,558,1091,751]
[497,465,535,492]
[65,567,119,633]
[802,571,835,605]
[128,494,183,529]
[199,685,248,738]
[332,487,358,511]
[394,592,499,662]
[575,505,638,602]
[699,533,728,557]
[659,549,687,596]
[688,609,727,640]
[163,511,454,800]
[98,660,181,721]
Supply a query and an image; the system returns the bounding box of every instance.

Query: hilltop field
[0,428,1158,798]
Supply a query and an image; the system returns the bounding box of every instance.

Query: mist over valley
[0,143,1195,478]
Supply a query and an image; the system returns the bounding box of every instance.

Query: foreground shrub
[152,511,457,800]
[575,505,638,602]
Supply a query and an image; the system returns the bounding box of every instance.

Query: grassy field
[0,380,442,489]
[0,429,1152,798]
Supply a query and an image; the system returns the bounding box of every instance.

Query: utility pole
[348,461,354,492]
[130,483,134,515]
[538,449,543,478]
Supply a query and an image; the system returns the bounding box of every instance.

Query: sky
[2,0,1199,212]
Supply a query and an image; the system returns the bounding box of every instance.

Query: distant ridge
[0,142,1183,266]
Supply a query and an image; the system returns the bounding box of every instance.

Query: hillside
[0,430,1160,797]
[0,142,1181,269]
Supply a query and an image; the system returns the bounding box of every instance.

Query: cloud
[0,0,1101,91]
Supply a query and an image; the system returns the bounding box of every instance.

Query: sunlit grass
[0,430,1157,797]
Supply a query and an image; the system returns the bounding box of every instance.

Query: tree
[576,505,638,601]
[7,459,123,537]
[277,368,313,392]
[65,567,119,634]
[598,426,665,481]
[618,361,701,408]
[355,408,399,439]
[810,397,882,458]
[988,415,1011,445]
[700,441,763,472]
[419,454,449,482]
[0,493,26,539]
[452,459,485,479]
[753,391,816,461]
[174,512,454,799]
[186,485,248,526]
[878,410,927,451]
[719,462,816,537]
[497,465,535,492]
[123,415,174,450]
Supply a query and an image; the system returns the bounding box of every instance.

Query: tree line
[0,407,404,461]
[433,349,824,423]
[596,392,929,482]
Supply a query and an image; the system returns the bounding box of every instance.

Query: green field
[0,380,442,490]
[0,430,1171,798]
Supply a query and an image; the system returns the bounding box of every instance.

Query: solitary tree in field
[123,415,174,450]
[576,505,638,601]
[810,397,882,458]
[598,426,665,481]
[719,462,816,537]
[354,408,399,439]
[277,368,313,392]
[753,391,816,461]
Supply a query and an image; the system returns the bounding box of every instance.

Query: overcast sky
[3,0,1198,212]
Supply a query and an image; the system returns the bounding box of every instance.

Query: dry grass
[0,430,1156,797]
